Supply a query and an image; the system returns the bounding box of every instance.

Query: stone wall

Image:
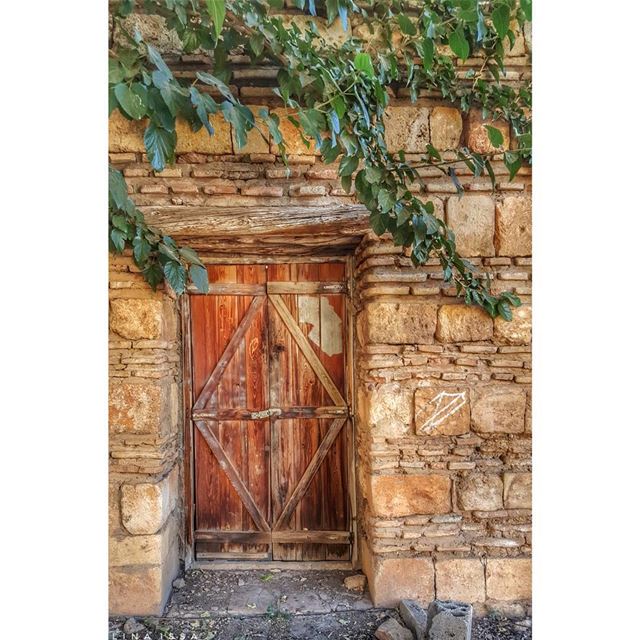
[108,8,531,616]
[108,257,183,615]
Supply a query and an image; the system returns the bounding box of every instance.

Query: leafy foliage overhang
[109,0,531,319]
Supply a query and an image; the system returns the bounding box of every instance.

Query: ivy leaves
[108,168,209,295]
[109,0,531,316]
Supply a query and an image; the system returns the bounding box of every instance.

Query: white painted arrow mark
[416,391,467,433]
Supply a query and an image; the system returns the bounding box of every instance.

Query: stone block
[375,617,413,640]
[369,475,451,517]
[109,538,179,616]
[270,107,317,155]
[399,599,428,640]
[426,600,473,640]
[436,305,493,343]
[493,305,532,345]
[175,114,232,154]
[110,298,163,340]
[457,474,503,511]
[415,387,470,436]
[232,105,270,154]
[503,473,532,509]
[430,107,463,150]
[495,197,532,256]
[109,513,178,567]
[109,111,146,153]
[110,482,123,534]
[280,14,352,46]
[115,13,181,53]
[466,110,510,154]
[367,556,435,607]
[470,386,527,434]
[436,558,486,603]
[360,383,413,437]
[362,301,438,345]
[120,466,178,535]
[109,381,170,435]
[384,107,431,154]
[486,558,531,601]
[446,195,495,257]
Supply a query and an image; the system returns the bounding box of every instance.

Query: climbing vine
[109,0,531,319]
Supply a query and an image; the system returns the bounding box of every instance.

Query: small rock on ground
[344,574,367,593]
[376,617,413,640]
[122,617,146,635]
[172,578,186,589]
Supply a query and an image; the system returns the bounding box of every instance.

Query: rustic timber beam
[139,204,370,239]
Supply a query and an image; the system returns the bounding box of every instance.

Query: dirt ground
[108,568,532,639]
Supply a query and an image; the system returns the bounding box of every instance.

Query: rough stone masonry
[108,7,531,617]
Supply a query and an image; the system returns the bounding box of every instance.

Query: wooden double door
[186,262,353,561]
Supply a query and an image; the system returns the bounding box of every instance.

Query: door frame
[180,255,358,568]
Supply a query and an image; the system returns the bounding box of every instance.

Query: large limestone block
[430,106,463,150]
[414,386,470,436]
[495,196,532,256]
[109,514,178,567]
[446,195,496,257]
[109,111,146,153]
[120,467,179,535]
[457,474,503,511]
[110,298,163,340]
[175,114,232,154]
[367,556,435,607]
[471,386,527,434]
[361,301,438,345]
[384,106,431,154]
[360,383,413,437]
[486,558,531,601]
[466,109,510,154]
[110,482,123,534]
[436,305,493,343]
[109,539,179,616]
[494,305,532,345]
[369,474,451,517]
[269,107,317,155]
[436,558,486,602]
[109,381,170,435]
[503,473,532,509]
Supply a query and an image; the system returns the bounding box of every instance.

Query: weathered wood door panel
[189,262,352,561]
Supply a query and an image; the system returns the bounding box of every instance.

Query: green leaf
[521,0,532,22]
[179,246,204,266]
[421,37,434,71]
[189,264,209,293]
[397,14,417,36]
[109,168,129,210]
[338,154,359,177]
[370,212,387,236]
[143,123,176,171]
[206,0,226,40]
[354,52,374,78]
[492,4,511,40]
[163,260,187,294]
[110,228,126,252]
[114,82,147,120]
[448,27,470,61]
[497,300,512,321]
[484,125,504,148]
[377,189,396,213]
[133,236,151,264]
